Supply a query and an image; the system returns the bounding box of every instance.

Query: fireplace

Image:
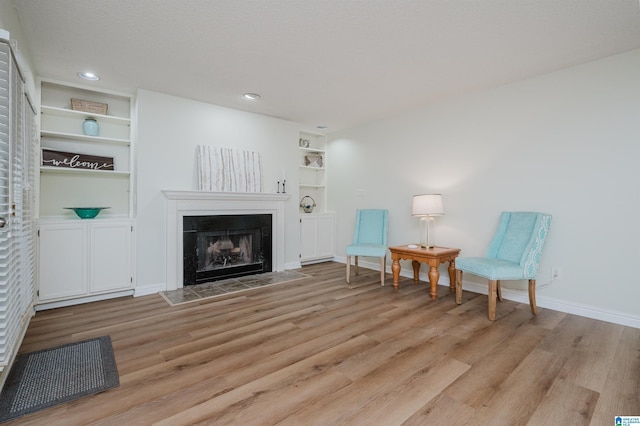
[163,190,290,291]
[183,214,272,285]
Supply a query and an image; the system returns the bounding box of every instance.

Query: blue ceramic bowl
[65,207,110,219]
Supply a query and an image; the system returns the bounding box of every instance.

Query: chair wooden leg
[355,256,359,275]
[496,280,503,302]
[455,270,463,304]
[346,255,351,283]
[528,279,538,315]
[380,256,386,286]
[488,280,497,321]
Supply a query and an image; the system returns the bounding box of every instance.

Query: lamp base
[419,216,433,249]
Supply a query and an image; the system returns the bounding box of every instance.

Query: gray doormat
[0,335,119,423]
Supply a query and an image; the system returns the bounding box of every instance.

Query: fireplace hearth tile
[234,275,264,285]
[215,281,252,293]
[195,285,230,298]
[160,271,311,306]
[161,287,200,305]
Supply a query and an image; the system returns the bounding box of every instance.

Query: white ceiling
[11,0,640,132]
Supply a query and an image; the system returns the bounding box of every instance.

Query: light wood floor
[8,262,640,425]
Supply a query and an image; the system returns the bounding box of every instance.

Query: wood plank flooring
[6,261,640,425]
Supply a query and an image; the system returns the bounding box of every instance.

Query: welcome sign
[42,149,114,171]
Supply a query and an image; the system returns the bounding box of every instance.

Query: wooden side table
[389,245,461,299]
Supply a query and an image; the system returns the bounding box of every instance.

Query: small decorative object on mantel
[300,195,316,213]
[299,138,310,148]
[64,207,110,219]
[304,153,323,168]
[71,98,108,115]
[42,148,114,171]
[83,118,99,136]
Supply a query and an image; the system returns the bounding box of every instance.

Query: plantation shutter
[0,36,36,374]
[0,39,13,370]
[20,91,37,318]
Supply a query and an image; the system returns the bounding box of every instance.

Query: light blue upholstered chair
[346,209,389,286]
[455,212,552,320]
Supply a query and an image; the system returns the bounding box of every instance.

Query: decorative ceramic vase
[83,118,99,136]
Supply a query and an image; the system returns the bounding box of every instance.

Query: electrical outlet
[552,267,563,280]
[356,189,367,198]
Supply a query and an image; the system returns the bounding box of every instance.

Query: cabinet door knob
[0,217,6,228]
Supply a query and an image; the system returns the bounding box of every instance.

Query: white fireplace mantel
[163,190,290,290]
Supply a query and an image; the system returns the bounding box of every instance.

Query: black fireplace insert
[183,214,272,285]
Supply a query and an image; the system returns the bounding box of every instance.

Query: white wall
[135,90,306,292]
[0,1,36,95]
[328,49,640,325]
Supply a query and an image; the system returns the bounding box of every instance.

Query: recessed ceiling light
[77,72,100,81]
[316,125,328,129]
[243,93,261,100]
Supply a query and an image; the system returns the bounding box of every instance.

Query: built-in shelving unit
[39,79,135,218]
[298,131,327,213]
[37,79,136,308]
[298,131,335,264]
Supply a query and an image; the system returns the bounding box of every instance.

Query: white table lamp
[412,194,444,248]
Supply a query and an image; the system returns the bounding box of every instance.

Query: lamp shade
[412,194,444,216]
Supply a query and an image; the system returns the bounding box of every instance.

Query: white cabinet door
[38,223,88,300]
[38,219,134,304]
[300,213,336,263]
[90,221,133,293]
[300,215,319,261]
[315,214,336,259]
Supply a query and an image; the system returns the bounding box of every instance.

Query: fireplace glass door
[183,214,272,285]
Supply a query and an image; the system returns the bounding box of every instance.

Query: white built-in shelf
[39,79,135,219]
[299,165,325,171]
[40,166,130,176]
[300,147,325,153]
[40,130,130,146]
[298,131,327,214]
[41,105,131,124]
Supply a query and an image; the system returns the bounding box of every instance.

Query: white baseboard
[299,256,336,267]
[459,281,640,329]
[36,290,135,311]
[285,261,302,270]
[334,256,640,329]
[134,283,166,297]
[335,255,428,283]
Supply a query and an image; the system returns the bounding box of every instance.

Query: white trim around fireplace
[163,190,290,290]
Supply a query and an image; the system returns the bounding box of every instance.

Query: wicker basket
[71,98,108,115]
